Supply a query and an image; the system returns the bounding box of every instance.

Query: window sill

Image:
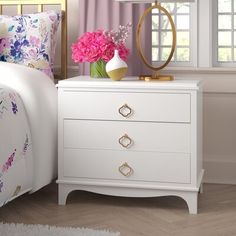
[162,66,236,93]
[163,67,236,74]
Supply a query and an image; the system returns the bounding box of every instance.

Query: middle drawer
[64,120,191,153]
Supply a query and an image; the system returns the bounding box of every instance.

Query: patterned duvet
[0,86,33,206]
[0,62,58,207]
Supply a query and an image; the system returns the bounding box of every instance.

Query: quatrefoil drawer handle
[119,162,133,177]
[119,134,132,149]
[118,104,132,118]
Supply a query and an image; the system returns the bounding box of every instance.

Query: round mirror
[136,2,176,80]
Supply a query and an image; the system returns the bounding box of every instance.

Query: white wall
[204,91,236,184]
[164,71,236,184]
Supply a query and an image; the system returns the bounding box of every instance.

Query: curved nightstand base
[58,182,200,214]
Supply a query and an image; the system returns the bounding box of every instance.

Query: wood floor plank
[0,183,236,236]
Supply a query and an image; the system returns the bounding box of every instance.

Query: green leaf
[90,60,109,78]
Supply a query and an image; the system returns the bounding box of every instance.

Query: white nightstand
[57,76,203,214]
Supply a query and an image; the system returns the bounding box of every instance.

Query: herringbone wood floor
[0,183,236,236]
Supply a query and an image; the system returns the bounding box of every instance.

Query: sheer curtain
[78,0,151,76]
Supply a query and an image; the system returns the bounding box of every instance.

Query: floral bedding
[0,61,58,207]
[0,86,33,206]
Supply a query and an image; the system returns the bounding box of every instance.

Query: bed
[0,0,67,206]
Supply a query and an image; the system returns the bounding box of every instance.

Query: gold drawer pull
[118,104,132,118]
[119,134,132,148]
[119,162,133,177]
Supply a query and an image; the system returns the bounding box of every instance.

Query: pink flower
[49,15,57,22]
[0,38,10,54]
[28,49,38,59]
[116,44,130,61]
[71,28,130,63]
[29,36,40,47]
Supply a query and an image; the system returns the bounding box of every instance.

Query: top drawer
[60,91,191,123]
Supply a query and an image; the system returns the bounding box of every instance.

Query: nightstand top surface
[57,76,202,90]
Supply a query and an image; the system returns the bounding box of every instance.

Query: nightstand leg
[183,192,198,214]
[58,184,70,205]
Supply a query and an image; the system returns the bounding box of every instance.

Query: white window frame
[197,0,211,68]
[212,0,236,67]
[163,0,236,71]
[152,1,198,68]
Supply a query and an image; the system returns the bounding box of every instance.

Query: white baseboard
[203,159,236,185]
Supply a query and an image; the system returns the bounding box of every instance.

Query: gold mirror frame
[136,1,176,81]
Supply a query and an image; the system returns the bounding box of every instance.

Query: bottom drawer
[63,149,191,184]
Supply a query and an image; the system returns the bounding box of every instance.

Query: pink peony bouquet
[71,24,131,64]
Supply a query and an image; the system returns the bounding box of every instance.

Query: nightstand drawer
[63,149,191,184]
[61,91,190,123]
[64,120,191,153]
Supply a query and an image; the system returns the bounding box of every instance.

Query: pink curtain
[78,0,152,76]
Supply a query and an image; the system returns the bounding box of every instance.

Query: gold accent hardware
[119,162,133,177]
[136,1,176,81]
[38,4,43,13]
[119,134,132,148]
[118,104,132,118]
[17,4,22,14]
[0,0,67,80]
[139,74,174,82]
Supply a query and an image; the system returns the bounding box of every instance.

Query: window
[150,0,235,70]
[152,2,194,66]
[214,0,236,65]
